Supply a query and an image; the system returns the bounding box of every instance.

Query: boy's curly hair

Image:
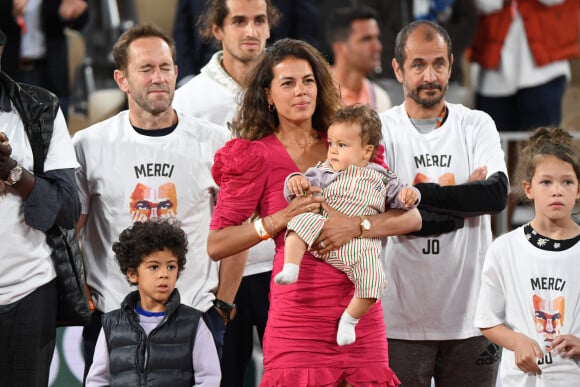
[112,220,188,278]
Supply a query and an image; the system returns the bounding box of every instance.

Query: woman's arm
[314,206,422,254]
[481,324,543,375]
[207,192,323,260]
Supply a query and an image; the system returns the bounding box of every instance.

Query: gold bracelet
[252,218,271,240]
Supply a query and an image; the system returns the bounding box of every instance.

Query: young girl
[275,104,419,346]
[474,127,580,385]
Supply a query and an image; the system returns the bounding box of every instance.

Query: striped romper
[287,162,390,299]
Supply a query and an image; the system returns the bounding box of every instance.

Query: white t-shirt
[86,309,221,386]
[173,51,240,129]
[0,108,78,304]
[73,110,228,313]
[379,102,507,340]
[475,226,580,386]
[173,51,275,277]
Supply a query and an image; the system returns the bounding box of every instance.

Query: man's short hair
[394,20,452,70]
[112,23,176,71]
[326,6,379,45]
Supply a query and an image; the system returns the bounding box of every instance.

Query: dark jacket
[0,70,80,231]
[173,0,217,83]
[102,289,202,387]
[0,0,89,98]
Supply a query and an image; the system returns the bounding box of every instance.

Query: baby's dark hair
[519,127,580,184]
[330,104,383,159]
[112,220,187,278]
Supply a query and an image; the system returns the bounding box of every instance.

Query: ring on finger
[307,204,311,211]
[320,240,326,249]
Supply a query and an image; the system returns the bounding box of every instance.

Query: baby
[276,104,420,346]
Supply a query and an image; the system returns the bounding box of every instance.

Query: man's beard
[406,81,447,108]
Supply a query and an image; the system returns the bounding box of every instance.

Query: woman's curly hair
[231,38,341,140]
[112,220,188,278]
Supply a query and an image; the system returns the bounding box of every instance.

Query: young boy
[85,220,221,386]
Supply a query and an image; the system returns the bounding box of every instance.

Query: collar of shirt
[200,51,242,93]
[340,78,371,107]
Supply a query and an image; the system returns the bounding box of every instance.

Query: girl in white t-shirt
[474,127,580,386]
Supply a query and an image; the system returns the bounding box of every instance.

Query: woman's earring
[268,104,275,112]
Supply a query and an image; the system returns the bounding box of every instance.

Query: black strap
[26,121,47,175]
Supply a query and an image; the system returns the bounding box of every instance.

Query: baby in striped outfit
[275,104,420,346]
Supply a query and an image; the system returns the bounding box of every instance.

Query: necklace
[436,104,447,128]
[277,132,318,151]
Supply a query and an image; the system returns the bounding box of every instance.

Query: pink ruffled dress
[210,135,400,387]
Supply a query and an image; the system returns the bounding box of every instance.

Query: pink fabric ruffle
[260,366,400,387]
[210,138,269,228]
[211,138,266,185]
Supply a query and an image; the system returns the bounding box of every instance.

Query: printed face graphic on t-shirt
[413,172,455,186]
[130,182,177,222]
[533,294,565,349]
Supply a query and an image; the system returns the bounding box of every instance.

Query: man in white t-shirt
[73,24,229,382]
[172,1,280,384]
[378,21,509,386]
[0,29,81,387]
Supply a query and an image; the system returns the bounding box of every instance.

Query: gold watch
[359,216,371,237]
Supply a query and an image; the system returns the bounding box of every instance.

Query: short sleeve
[210,138,268,229]
[474,244,506,329]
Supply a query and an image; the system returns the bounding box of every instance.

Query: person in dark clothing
[172,0,218,86]
[352,0,478,105]
[0,0,89,120]
[353,0,476,84]
[0,27,81,387]
[85,220,221,386]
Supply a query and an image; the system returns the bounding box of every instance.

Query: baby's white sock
[274,263,300,285]
[337,310,359,346]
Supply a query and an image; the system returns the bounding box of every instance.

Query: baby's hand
[550,335,580,359]
[399,187,418,208]
[288,175,311,197]
[468,166,487,182]
[513,333,543,375]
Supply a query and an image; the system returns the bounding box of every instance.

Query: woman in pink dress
[207,38,421,386]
